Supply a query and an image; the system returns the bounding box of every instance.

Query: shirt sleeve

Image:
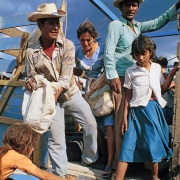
[25,48,38,79]
[123,68,132,89]
[104,21,121,80]
[75,46,81,69]
[160,71,166,85]
[56,39,76,90]
[15,155,37,175]
[139,4,177,32]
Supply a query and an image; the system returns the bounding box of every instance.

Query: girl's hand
[169,65,180,77]
[121,118,128,135]
[66,175,77,180]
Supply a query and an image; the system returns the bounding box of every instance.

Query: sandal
[102,166,113,179]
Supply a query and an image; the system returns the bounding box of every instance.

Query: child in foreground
[116,35,179,180]
[0,123,76,180]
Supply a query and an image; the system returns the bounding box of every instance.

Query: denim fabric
[76,44,105,78]
[96,112,114,127]
[119,100,173,163]
[48,91,98,176]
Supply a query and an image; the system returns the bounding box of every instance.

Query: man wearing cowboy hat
[25,3,100,177]
[103,0,180,175]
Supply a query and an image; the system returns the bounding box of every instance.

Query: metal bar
[144,30,179,38]
[89,0,118,21]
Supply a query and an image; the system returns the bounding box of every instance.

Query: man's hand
[110,78,121,94]
[54,87,64,104]
[26,78,37,91]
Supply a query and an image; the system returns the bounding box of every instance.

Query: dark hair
[131,35,156,60]
[76,21,98,39]
[156,56,168,68]
[119,0,140,9]
[0,123,37,175]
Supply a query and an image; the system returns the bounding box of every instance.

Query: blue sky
[0,0,179,66]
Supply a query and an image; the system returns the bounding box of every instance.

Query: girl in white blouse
[116,35,180,180]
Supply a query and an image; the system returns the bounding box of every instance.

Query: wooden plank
[0,80,26,87]
[0,31,29,113]
[0,28,24,37]
[170,17,180,178]
[33,134,43,166]
[2,49,19,57]
[0,116,22,124]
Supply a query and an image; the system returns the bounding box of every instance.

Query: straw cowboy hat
[28,3,66,22]
[113,0,144,8]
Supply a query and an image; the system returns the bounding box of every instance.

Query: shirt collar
[129,60,153,70]
[119,16,138,28]
[29,35,64,53]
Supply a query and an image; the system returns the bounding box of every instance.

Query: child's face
[134,49,151,67]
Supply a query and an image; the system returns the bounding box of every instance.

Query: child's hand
[121,118,128,135]
[170,65,180,77]
[66,175,77,180]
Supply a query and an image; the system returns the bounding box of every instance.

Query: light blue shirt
[104,5,177,79]
[75,43,105,78]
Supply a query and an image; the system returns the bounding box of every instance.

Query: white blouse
[124,62,167,108]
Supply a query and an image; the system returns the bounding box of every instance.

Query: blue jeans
[48,92,98,176]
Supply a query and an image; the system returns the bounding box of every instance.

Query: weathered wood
[177,42,180,60]
[2,49,20,57]
[0,116,22,124]
[0,80,26,87]
[170,14,180,179]
[0,28,24,37]
[33,134,43,166]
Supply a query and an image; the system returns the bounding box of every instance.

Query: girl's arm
[161,65,180,94]
[121,88,132,135]
[31,166,76,180]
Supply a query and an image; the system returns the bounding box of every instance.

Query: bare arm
[32,167,76,180]
[161,65,180,94]
[121,88,132,135]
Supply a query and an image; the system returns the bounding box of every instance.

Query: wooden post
[170,12,180,180]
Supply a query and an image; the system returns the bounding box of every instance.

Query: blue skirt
[119,100,173,163]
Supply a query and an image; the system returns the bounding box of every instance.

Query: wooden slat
[170,17,180,179]
[2,49,19,57]
[0,32,28,116]
[0,80,26,87]
[0,116,22,124]
[0,28,24,37]
[33,134,43,166]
